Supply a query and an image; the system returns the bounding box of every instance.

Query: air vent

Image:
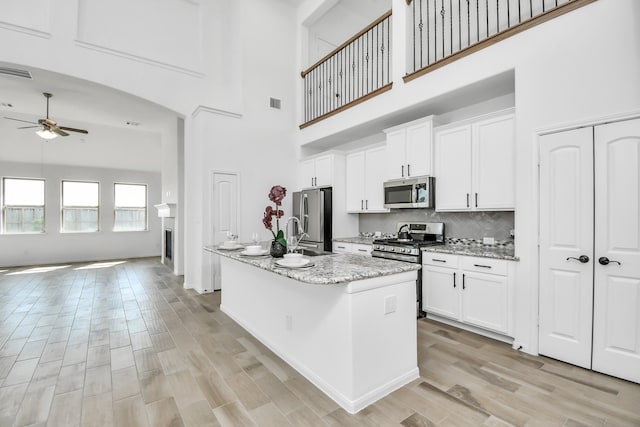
[0,67,32,79]
[269,97,281,109]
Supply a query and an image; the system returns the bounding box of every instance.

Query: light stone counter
[422,243,519,261]
[204,245,420,284]
[333,236,376,245]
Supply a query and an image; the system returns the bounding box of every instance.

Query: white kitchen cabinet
[351,243,372,255]
[346,146,388,213]
[332,241,372,255]
[422,253,511,335]
[333,242,352,253]
[384,116,436,180]
[435,111,515,211]
[300,154,333,188]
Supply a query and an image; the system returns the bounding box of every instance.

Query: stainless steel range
[372,222,445,317]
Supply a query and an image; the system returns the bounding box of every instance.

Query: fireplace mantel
[154,203,177,218]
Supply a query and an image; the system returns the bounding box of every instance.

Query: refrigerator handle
[302,193,309,234]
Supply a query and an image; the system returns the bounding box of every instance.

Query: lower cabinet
[333,242,372,255]
[422,253,512,335]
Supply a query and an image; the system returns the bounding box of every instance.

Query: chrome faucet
[285,217,307,252]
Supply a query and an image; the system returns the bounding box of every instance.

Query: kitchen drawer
[422,252,459,268]
[461,256,508,276]
[333,242,352,253]
[351,243,372,255]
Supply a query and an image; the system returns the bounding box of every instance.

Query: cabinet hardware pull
[475,193,478,207]
[473,264,492,269]
[407,164,411,176]
[365,200,368,210]
[462,273,466,289]
[432,258,446,263]
[401,165,404,177]
[357,249,367,252]
[466,193,469,208]
[453,272,456,288]
[361,200,364,210]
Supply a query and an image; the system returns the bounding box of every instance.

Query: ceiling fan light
[36,128,58,140]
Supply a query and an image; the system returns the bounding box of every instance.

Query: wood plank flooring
[0,257,638,426]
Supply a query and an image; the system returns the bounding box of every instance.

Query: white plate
[240,249,268,257]
[275,258,311,268]
[218,244,243,250]
[274,261,315,269]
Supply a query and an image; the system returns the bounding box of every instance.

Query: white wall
[0,0,303,284]
[0,162,161,267]
[297,0,640,353]
[183,0,300,293]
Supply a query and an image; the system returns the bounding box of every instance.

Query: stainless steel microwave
[383,176,435,209]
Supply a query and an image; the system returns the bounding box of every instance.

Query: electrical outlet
[285,315,293,331]
[384,295,397,315]
[483,237,495,245]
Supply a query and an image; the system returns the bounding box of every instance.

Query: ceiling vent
[0,67,32,79]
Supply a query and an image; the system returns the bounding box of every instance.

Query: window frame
[1,177,46,234]
[113,182,148,232]
[60,180,100,233]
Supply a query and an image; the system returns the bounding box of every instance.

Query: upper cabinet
[384,116,437,180]
[300,154,333,189]
[435,110,515,211]
[346,146,389,213]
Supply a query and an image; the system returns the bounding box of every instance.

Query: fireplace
[164,228,173,261]
[164,227,174,270]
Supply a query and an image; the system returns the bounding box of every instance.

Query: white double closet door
[539,118,640,384]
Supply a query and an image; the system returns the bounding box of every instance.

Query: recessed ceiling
[0,61,178,134]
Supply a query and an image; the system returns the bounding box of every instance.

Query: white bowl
[284,253,303,260]
[221,240,237,247]
[245,245,263,254]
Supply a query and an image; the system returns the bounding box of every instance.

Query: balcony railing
[300,0,595,127]
[300,11,392,129]
[405,0,596,81]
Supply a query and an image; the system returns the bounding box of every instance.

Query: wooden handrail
[301,10,392,78]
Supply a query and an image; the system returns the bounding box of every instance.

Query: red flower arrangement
[263,185,287,247]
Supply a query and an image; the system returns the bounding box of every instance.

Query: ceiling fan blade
[17,125,41,129]
[59,126,89,135]
[50,126,69,137]
[5,117,39,125]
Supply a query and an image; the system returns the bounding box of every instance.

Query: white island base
[219,256,419,414]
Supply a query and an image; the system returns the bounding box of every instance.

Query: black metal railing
[407,0,594,78]
[301,11,392,128]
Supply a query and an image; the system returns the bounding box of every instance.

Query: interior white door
[592,118,640,383]
[210,172,239,290]
[539,127,594,368]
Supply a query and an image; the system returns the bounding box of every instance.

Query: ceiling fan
[4,92,89,139]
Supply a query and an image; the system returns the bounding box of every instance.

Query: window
[62,181,99,232]
[114,183,147,231]
[2,178,45,233]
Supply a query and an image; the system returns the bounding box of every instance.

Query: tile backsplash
[358,210,515,241]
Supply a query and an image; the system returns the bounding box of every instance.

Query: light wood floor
[0,258,638,427]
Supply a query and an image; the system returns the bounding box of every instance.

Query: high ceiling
[0,62,178,139]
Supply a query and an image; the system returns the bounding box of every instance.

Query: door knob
[566,255,590,263]
[598,257,621,266]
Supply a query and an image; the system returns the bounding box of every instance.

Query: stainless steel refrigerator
[292,187,332,254]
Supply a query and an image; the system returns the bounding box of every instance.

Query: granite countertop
[333,236,375,245]
[422,244,519,261]
[204,244,420,285]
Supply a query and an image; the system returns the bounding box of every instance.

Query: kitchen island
[204,246,421,414]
